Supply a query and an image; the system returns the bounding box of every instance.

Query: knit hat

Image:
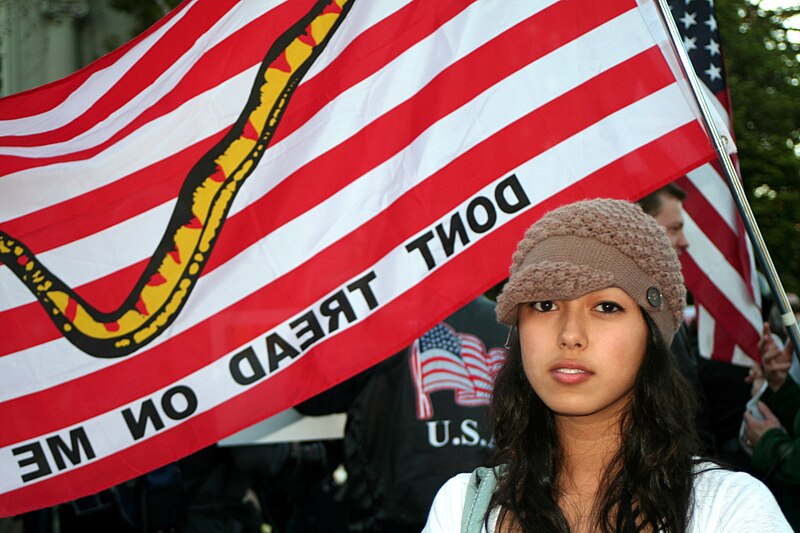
[496,198,686,342]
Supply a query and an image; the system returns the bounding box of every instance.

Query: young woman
[423,199,791,532]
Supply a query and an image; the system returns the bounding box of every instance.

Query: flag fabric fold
[0,0,716,515]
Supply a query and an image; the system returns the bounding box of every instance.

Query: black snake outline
[0,0,354,358]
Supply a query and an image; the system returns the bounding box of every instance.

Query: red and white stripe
[409,328,504,416]
[454,333,505,406]
[678,86,762,366]
[0,0,717,515]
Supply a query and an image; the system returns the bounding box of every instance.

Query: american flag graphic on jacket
[410,323,506,420]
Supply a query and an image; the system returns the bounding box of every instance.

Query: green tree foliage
[717,0,800,294]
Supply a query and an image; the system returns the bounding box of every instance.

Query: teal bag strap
[461,466,503,533]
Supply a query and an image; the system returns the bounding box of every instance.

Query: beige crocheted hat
[495,198,686,342]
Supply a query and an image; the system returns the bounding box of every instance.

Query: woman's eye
[530,301,556,312]
[595,301,622,313]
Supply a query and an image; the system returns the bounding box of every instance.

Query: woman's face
[518,287,648,422]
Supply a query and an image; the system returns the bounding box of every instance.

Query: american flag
[0,0,717,514]
[668,0,763,365]
[409,324,506,420]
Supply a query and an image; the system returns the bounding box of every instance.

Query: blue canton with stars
[669,0,726,94]
[419,324,462,356]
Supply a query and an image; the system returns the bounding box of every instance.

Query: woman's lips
[550,362,594,384]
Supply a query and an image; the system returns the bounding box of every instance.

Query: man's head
[637,183,689,256]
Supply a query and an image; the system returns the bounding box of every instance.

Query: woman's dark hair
[488,310,700,532]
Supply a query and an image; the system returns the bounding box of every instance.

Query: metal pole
[655,0,800,362]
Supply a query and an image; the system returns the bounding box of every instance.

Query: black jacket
[298,296,508,532]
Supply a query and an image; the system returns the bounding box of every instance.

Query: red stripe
[712,317,737,362]
[0,120,712,516]
[0,119,713,448]
[681,255,760,359]
[462,356,491,369]
[1,8,664,344]
[713,87,733,117]
[0,0,202,120]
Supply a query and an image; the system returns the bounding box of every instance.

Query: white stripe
[703,81,732,129]
[0,199,175,301]
[457,399,491,405]
[731,345,756,367]
[0,81,702,401]
[697,304,715,359]
[683,213,762,332]
[420,350,465,365]
[700,82,736,155]
[685,164,737,231]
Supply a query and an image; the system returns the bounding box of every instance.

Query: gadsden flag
[0,0,716,514]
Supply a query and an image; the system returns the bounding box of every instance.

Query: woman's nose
[557,308,587,349]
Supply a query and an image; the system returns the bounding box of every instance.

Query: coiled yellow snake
[0,0,353,358]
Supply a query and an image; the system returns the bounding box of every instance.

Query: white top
[423,464,792,532]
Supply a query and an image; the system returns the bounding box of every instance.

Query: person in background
[636,183,689,257]
[743,294,800,530]
[424,199,790,532]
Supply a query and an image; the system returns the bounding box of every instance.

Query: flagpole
[655,0,800,362]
